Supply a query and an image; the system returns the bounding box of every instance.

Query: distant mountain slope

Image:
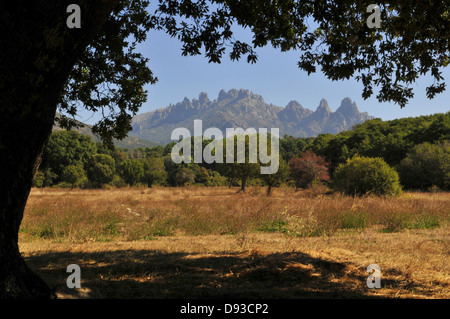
[52,115,158,149]
[130,89,374,145]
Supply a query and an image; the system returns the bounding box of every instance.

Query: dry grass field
[19,187,449,299]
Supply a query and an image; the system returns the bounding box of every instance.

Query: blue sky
[135,26,449,121]
[78,21,449,125]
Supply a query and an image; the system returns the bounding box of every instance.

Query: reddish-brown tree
[289,151,330,189]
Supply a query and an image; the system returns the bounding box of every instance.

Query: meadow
[19,186,449,299]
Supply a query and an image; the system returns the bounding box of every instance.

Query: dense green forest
[34,113,450,192]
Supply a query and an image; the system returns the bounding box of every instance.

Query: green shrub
[332,156,402,196]
[206,175,227,186]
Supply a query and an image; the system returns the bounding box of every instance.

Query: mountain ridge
[131,89,375,145]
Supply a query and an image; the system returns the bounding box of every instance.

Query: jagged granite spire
[316,99,332,114]
[336,97,359,116]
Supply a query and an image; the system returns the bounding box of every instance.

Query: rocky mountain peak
[285,100,303,110]
[237,89,250,99]
[130,89,374,145]
[217,89,238,101]
[217,88,263,102]
[316,99,331,113]
[198,92,209,105]
[336,97,359,116]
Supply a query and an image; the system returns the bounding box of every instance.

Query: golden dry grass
[19,187,450,299]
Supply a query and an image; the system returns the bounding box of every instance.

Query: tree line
[34,112,449,194]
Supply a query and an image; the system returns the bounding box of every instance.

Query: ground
[19,187,450,299]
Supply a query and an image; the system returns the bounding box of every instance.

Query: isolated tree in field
[289,151,330,189]
[262,158,289,196]
[1,0,449,298]
[231,161,260,192]
[220,134,261,192]
[86,154,116,188]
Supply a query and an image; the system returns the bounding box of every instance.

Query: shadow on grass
[24,249,411,299]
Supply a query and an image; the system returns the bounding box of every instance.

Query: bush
[332,156,402,196]
[205,171,228,186]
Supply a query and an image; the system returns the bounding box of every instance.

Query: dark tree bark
[240,177,247,193]
[266,184,273,196]
[0,1,116,298]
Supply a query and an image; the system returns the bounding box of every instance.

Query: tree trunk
[267,184,273,196]
[240,177,247,192]
[0,0,116,298]
[227,177,233,188]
